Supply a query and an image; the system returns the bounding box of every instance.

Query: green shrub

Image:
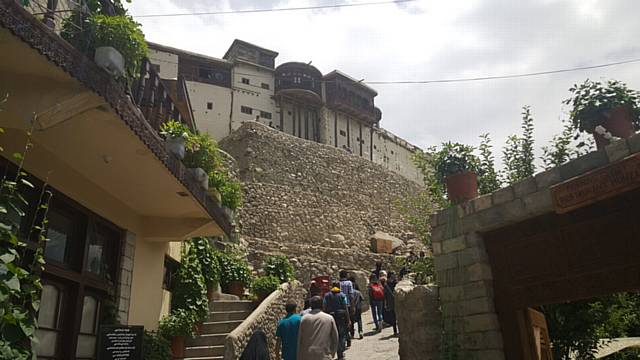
[190,237,220,288]
[251,275,281,297]
[264,255,295,283]
[216,251,252,287]
[209,171,243,210]
[183,132,221,174]
[171,243,208,322]
[159,119,190,140]
[158,309,196,338]
[411,257,434,285]
[143,330,171,360]
[433,142,480,184]
[61,13,147,83]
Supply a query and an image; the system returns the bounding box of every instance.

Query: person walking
[275,302,301,360]
[297,296,338,360]
[323,281,350,360]
[372,261,383,280]
[368,274,385,332]
[338,270,354,347]
[380,277,398,335]
[347,277,364,340]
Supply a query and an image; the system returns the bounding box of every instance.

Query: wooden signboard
[551,153,640,213]
[98,325,143,360]
[372,238,393,254]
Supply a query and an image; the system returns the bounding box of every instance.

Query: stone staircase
[184,300,256,360]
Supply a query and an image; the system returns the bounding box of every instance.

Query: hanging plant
[189,237,220,289]
[170,242,208,322]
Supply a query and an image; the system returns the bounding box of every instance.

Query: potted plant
[209,170,243,209]
[251,275,281,303]
[434,142,480,204]
[160,120,190,160]
[190,237,221,300]
[158,309,196,359]
[217,252,253,297]
[183,132,221,190]
[564,79,640,149]
[263,255,295,284]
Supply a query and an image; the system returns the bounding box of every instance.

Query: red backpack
[371,283,384,300]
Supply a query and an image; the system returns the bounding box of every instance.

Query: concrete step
[209,310,252,322]
[199,320,243,334]
[186,333,228,347]
[210,300,254,312]
[184,345,225,358]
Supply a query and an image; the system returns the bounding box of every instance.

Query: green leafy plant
[411,257,434,285]
[477,133,501,194]
[158,309,197,339]
[433,142,480,185]
[563,79,640,134]
[209,170,243,210]
[251,275,281,297]
[61,13,147,83]
[190,237,220,289]
[0,125,51,360]
[502,106,536,184]
[216,251,252,287]
[159,119,190,140]
[143,330,171,360]
[183,132,221,174]
[263,255,295,283]
[171,242,208,322]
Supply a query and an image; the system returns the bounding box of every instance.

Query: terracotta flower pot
[445,171,478,204]
[226,281,245,297]
[593,106,636,149]
[171,336,185,358]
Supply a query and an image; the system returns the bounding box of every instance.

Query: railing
[133,58,194,133]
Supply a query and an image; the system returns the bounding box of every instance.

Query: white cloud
[127,0,640,167]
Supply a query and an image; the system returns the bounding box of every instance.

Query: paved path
[344,310,399,360]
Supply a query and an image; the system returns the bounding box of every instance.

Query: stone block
[462,213,480,233]
[512,177,537,198]
[459,246,489,267]
[492,186,514,205]
[442,300,464,317]
[436,206,459,226]
[466,263,493,282]
[522,188,553,216]
[628,132,640,154]
[474,349,506,360]
[476,199,526,231]
[432,219,463,242]
[483,330,504,349]
[465,232,485,249]
[464,313,500,332]
[439,286,464,302]
[437,268,466,287]
[534,167,562,189]
[462,297,495,316]
[464,280,494,300]
[558,150,608,180]
[605,138,630,163]
[459,202,475,216]
[471,194,493,212]
[442,235,466,254]
[434,252,459,271]
[432,241,442,256]
[462,331,485,350]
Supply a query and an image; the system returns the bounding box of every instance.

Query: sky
[125,0,640,166]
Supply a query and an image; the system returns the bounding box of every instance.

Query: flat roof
[223,39,279,60]
[147,42,232,68]
[324,69,378,96]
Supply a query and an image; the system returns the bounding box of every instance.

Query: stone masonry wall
[395,280,442,360]
[220,122,426,281]
[430,134,640,360]
[224,281,306,360]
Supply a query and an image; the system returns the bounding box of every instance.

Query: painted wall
[128,238,169,330]
[147,49,179,79]
[186,81,232,141]
[230,62,277,132]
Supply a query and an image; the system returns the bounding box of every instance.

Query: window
[163,257,180,291]
[391,150,395,155]
[241,77,250,85]
[241,106,252,115]
[260,111,272,119]
[35,284,63,358]
[76,295,99,358]
[207,102,213,110]
[261,83,270,90]
[339,130,346,136]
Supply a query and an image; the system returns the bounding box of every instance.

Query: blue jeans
[371,300,384,329]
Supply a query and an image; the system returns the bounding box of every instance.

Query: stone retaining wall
[224,281,306,360]
[220,122,426,281]
[395,280,442,360]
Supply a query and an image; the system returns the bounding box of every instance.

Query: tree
[503,106,536,184]
[477,133,501,194]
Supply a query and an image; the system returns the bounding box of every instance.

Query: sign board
[551,153,640,213]
[98,325,143,360]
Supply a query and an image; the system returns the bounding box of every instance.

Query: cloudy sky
[126,0,640,165]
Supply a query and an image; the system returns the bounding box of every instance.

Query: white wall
[230,62,277,131]
[147,49,179,79]
[186,81,232,141]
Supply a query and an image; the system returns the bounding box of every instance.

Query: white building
[148,40,422,184]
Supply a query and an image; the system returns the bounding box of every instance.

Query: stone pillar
[116,231,136,324]
[395,280,441,359]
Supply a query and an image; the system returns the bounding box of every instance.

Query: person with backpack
[348,276,364,340]
[338,270,355,347]
[323,281,351,360]
[368,274,385,332]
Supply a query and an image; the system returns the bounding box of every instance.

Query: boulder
[370,231,404,253]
